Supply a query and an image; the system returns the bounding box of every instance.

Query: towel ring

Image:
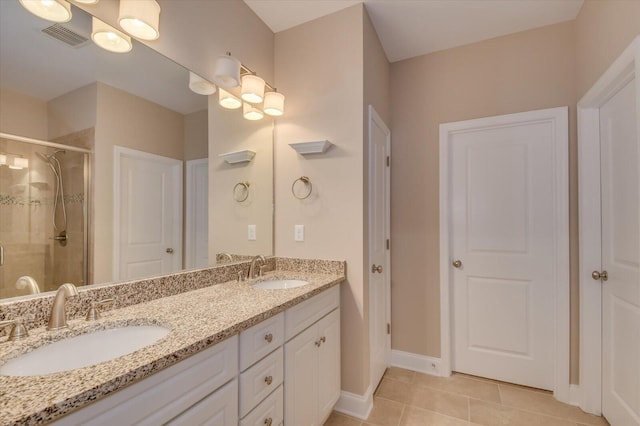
[292,176,312,200]
[233,181,250,202]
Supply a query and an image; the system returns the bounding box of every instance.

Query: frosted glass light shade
[263,92,285,116]
[219,88,242,109]
[241,75,265,104]
[92,18,132,53]
[119,0,160,41]
[19,0,71,23]
[213,55,241,88]
[10,157,28,170]
[189,72,216,95]
[0,154,7,165]
[243,103,263,121]
[74,0,99,3]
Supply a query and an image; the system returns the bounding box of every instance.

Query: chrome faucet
[248,255,266,279]
[47,283,78,331]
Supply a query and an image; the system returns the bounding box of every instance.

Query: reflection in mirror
[0,1,273,301]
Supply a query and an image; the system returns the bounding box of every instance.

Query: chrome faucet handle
[0,319,29,342]
[85,298,115,321]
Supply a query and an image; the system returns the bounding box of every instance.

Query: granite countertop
[0,270,344,425]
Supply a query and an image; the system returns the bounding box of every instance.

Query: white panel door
[115,147,182,281]
[185,158,209,269]
[600,79,640,426]
[368,105,391,391]
[449,110,567,390]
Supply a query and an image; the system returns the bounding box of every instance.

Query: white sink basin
[0,325,170,377]
[252,279,309,290]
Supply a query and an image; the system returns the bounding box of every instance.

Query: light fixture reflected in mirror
[9,157,29,170]
[264,91,285,117]
[189,72,216,95]
[0,154,7,166]
[74,0,98,3]
[213,54,241,88]
[241,74,265,104]
[19,0,72,23]
[243,103,263,121]
[219,88,242,109]
[118,0,160,41]
[92,17,132,53]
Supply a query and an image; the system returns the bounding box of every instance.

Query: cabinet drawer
[285,286,339,340]
[239,346,284,417]
[240,384,283,426]
[240,312,284,371]
[166,378,238,426]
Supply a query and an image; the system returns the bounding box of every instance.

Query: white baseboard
[568,384,581,406]
[333,385,373,420]
[391,349,444,377]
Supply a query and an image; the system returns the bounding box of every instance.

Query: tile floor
[324,367,610,426]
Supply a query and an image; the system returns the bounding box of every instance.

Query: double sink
[0,278,308,377]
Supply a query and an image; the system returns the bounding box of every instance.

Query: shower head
[36,149,66,162]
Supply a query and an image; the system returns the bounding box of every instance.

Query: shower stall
[0,134,90,299]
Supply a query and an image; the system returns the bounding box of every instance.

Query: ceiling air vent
[41,23,89,48]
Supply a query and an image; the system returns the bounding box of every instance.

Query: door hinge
[386,156,390,167]
[386,239,390,250]
[387,323,391,334]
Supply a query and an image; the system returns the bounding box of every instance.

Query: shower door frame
[0,132,92,289]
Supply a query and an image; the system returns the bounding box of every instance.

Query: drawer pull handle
[264,333,273,343]
[264,375,273,385]
[264,418,273,426]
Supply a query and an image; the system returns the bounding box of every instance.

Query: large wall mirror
[0,1,273,300]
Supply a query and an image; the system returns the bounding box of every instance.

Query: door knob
[452,260,462,268]
[166,248,174,254]
[592,270,608,281]
[371,264,383,273]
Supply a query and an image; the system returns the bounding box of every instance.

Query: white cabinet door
[317,309,341,424]
[284,322,319,426]
[166,379,238,426]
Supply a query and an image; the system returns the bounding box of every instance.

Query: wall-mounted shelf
[219,149,256,164]
[289,140,333,155]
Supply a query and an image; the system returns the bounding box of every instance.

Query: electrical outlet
[248,225,256,241]
[294,225,304,242]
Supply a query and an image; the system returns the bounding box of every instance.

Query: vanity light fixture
[9,157,29,170]
[19,0,72,23]
[118,0,160,41]
[218,88,242,109]
[241,74,265,104]
[189,72,217,96]
[263,91,285,116]
[213,53,241,88]
[0,154,7,166]
[243,103,264,121]
[74,0,99,3]
[91,17,132,53]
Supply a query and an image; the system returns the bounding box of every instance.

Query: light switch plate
[248,225,256,241]
[294,225,304,242]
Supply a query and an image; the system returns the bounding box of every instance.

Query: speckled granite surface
[0,259,345,425]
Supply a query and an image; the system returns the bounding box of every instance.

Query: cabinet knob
[592,270,608,281]
[264,333,273,343]
[264,418,273,426]
[264,375,273,385]
[371,264,383,273]
[166,248,174,254]
[452,260,462,268]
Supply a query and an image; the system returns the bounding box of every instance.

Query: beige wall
[390,0,640,386]
[390,21,578,378]
[208,98,274,259]
[0,89,48,140]
[184,109,208,161]
[275,5,368,394]
[48,84,97,140]
[93,83,185,283]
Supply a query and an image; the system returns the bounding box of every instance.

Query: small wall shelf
[219,149,256,164]
[289,140,333,155]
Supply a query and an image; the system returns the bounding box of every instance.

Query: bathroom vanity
[0,258,345,425]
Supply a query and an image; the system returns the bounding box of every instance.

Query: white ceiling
[244,0,585,62]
